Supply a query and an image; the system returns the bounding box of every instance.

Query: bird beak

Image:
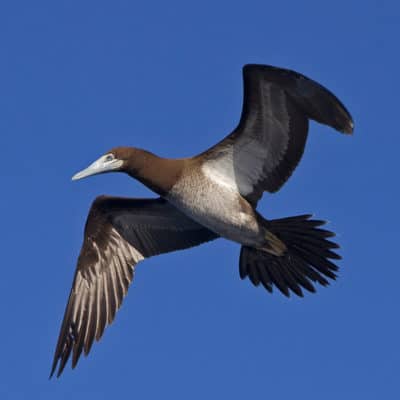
[72,155,123,181]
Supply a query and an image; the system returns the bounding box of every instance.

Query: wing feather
[199,64,353,206]
[50,196,218,377]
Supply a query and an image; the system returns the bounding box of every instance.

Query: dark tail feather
[239,215,341,297]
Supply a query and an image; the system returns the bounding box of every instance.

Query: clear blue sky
[1,1,398,398]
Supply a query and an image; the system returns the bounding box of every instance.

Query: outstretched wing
[50,196,218,377]
[199,64,353,206]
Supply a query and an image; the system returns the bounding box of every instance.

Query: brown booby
[50,64,353,377]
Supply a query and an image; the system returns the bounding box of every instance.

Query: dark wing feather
[50,196,218,377]
[199,64,353,206]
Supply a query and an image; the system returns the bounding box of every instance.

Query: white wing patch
[232,136,270,194]
[201,147,238,192]
[201,132,283,197]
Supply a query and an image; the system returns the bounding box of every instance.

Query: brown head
[71,147,137,181]
[71,146,186,195]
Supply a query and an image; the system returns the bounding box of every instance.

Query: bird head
[71,147,130,181]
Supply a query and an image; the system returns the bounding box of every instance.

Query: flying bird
[50,64,353,377]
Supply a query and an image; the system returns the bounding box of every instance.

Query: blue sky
[1,0,398,398]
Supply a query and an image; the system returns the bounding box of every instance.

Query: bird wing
[199,64,353,206]
[50,196,218,377]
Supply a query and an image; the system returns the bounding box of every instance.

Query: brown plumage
[51,197,218,377]
[51,64,353,377]
[107,147,186,195]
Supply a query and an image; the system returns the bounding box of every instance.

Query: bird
[50,64,353,377]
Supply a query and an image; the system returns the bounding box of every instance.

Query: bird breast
[166,168,264,246]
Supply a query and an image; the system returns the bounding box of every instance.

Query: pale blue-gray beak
[72,154,123,181]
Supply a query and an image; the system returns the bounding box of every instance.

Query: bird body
[51,64,354,377]
[166,162,265,248]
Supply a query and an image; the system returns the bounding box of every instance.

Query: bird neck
[124,148,185,196]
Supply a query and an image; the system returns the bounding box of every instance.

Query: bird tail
[239,214,341,297]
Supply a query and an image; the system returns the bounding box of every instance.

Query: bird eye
[105,154,114,162]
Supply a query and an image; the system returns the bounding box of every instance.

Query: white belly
[166,171,264,246]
